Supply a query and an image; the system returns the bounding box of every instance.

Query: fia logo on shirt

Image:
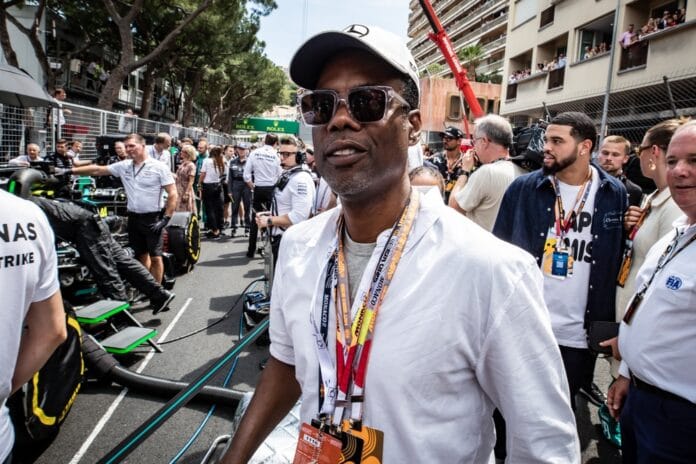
[665,275,683,290]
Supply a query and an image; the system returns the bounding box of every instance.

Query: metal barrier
[0,105,51,161]
[0,102,237,162]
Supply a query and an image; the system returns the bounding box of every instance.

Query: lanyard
[312,191,419,428]
[617,192,657,286]
[551,170,592,240]
[132,161,146,179]
[623,227,696,323]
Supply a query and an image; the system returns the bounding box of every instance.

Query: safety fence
[543,65,696,144]
[0,102,237,162]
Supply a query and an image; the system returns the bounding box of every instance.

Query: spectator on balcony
[599,42,608,53]
[583,46,594,60]
[657,11,670,29]
[557,54,567,68]
[677,8,686,24]
[620,24,636,49]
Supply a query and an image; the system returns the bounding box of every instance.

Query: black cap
[441,126,465,139]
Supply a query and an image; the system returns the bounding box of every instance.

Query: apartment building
[407,0,507,145]
[408,0,509,79]
[500,0,696,142]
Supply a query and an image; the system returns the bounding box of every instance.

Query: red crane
[418,0,485,136]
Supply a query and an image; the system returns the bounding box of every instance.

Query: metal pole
[662,75,678,118]
[598,0,622,149]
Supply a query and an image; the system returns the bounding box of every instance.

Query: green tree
[194,48,287,131]
[457,43,484,81]
[426,62,443,76]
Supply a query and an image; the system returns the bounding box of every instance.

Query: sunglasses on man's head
[298,85,410,126]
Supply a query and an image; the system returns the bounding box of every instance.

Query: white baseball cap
[289,24,420,104]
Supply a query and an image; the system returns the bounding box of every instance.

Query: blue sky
[257,0,411,67]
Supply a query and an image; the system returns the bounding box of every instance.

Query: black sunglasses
[298,85,410,126]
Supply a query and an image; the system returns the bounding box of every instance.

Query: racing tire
[165,211,200,273]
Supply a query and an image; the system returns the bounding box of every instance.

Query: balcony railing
[619,42,648,71]
[476,59,504,75]
[547,67,565,90]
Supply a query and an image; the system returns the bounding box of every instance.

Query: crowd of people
[508,53,567,83]
[3,21,696,464]
[582,42,609,60]
[638,8,687,37]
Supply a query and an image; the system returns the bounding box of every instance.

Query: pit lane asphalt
[34,231,269,464]
[31,230,622,464]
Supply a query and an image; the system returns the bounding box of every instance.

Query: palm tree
[457,43,484,81]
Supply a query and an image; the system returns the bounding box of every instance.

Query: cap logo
[344,24,369,38]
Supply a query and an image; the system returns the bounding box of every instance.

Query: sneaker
[230,227,237,237]
[223,221,231,228]
[151,290,175,315]
[579,382,607,407]
[246,251,255,258]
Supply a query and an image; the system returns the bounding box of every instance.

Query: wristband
[266,217,273,227]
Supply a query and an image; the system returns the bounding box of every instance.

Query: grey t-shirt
[343,231,376,303]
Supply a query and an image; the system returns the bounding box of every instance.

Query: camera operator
[62,133,177,284]
[255,136,315,267]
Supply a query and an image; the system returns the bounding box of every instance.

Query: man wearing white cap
[222,24,579,464]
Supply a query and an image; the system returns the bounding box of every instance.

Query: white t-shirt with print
[0,191,60,462]
[543,166,599,348]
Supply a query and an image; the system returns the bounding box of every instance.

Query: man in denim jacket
[494,111,627,409]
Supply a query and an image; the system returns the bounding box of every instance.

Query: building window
[514,0,538,27]
[447,95,462,120]
[576,13,614,61]
[540,6,555,28]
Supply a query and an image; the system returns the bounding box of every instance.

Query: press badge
[338,420,384,463]
[551,250,569,277]
[294,422,342,464]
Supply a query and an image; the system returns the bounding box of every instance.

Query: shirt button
[589,285,594,290]
[540,232,545,236]
[592,260,596,264]
[547,207,551,212]
[594,235,598,239]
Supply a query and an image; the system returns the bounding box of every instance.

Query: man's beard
[542,149,578,175]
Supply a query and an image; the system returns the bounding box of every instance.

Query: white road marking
[68,297,193,464]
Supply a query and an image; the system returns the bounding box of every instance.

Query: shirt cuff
[618,361,630,378]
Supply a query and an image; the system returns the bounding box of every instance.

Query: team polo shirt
[108,157,174,213]
[243,145,282,187]
[271,168,315,236]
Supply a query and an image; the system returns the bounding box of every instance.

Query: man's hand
[599,336,621,360]
[606,375,630,420]
[461,148,476,172]
[624,205,644,231]
[151,215,171,235]
[256,212,271,229]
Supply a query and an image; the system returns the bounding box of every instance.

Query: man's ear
[408,110,422,147]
